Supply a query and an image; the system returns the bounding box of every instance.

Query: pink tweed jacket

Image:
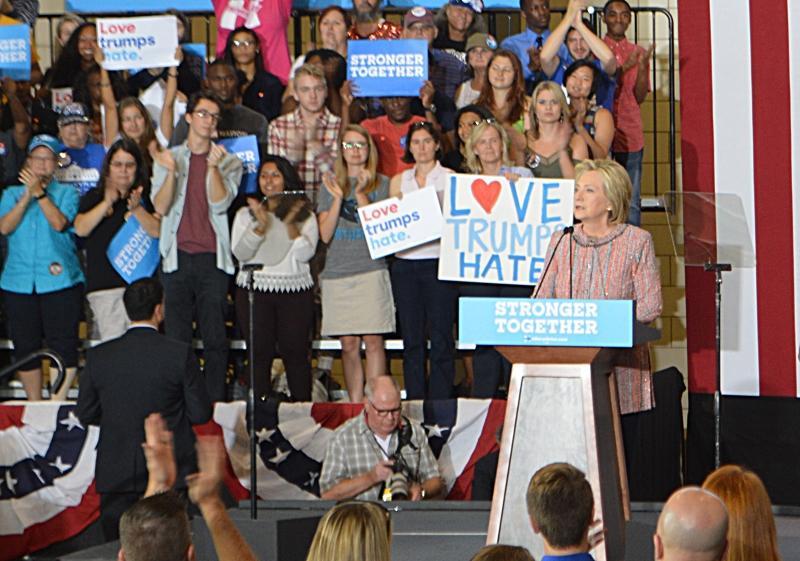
[536,223,663,414]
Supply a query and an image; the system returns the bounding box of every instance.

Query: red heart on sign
[470,178,502,214]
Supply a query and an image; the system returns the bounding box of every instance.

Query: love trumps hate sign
[97,16,179,71]
[359,186,443,259]
[438,174,574,286]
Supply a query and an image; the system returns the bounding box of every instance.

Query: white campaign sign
[359,186,443,259]
[438,173,574,286]
[97,16,179,71]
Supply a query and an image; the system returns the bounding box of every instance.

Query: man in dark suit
[76,278,213,542]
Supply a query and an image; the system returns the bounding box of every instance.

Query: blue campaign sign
[458,298,635,348]
[219,135,259,194]
[347,39,428,98]
[107,215,160,283]
[0,25,30,81]
[67,0,211,12]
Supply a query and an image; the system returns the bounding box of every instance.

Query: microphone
[534,226,573,299]
[567,226,574,299]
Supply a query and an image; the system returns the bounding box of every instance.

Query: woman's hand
[570,99,587,131]
[149,140,176,172]
[247,196,271,233]
[104,185,120,207]
[340,80,354,107]
[174,45,184,64]
[283,199,306,224]
[127,186,144,210]
[556,121,574,151]
[354,169,371,193]
[93,43,105,65]
[322,172,344,200]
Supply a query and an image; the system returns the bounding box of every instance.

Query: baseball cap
[58,102,90,127]
[28,134,63,156]
[404,6,435,29]
[449,0,484,13]
[466,33,498,52]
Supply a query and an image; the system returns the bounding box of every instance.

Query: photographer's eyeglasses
[369,400,402,418]
[342,141,368,150]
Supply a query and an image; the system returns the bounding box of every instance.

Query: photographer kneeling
[320,376,444,501]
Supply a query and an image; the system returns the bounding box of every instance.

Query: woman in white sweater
[231,155,319,401]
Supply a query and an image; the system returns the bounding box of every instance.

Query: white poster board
[97,16,179,71]
[360,186,443,259]
[438,174,574,286]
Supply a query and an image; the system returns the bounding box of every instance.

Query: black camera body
[383,418,417,501]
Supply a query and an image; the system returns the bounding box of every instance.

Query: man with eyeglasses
[320,376,443,501]
[151,90,243,403]
[169,60,268,147]
[267,63,341,193]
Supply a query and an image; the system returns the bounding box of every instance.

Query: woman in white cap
[454,32,497,109]
[0,135,84,401]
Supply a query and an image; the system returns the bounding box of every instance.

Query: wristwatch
[35,192,47,200]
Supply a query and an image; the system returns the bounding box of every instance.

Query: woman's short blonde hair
[464,119,511,174]
[575,159,632,225]
[305,501,391,561]
[529,81,571,140]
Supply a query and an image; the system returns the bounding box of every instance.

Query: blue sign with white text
[459,298,634,347]
[219,135,259,194]
[347,39,428,98]
[0,25,30,80]
[107,215,160,283]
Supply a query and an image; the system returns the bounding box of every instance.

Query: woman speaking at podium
[535,159,662,415]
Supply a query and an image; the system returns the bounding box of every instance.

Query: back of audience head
[124,278,164,323]
[119,491,193,561]
[702,465,781,561]
[655,486,729,561]
[470,544,535,561]
[305,501,391,561]
[525,463,594,551]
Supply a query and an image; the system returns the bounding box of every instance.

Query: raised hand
[149,140,176,171]
[127,186,144,210]
[142,413,177,494]
[246,196,271,230]
[207,143,228,168]
[322,171,344,200]
[186,436,226,508]
[19,168,43,197]
[354,169,371,193]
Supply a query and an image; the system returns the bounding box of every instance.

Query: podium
[458,298,660,561]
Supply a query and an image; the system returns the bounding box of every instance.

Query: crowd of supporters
[0,0,652,404]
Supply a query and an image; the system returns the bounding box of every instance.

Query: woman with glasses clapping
[319,125,394,403]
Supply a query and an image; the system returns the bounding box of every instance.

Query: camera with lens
[382,419,417,502]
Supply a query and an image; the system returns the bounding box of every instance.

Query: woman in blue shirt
[0,135,84,401]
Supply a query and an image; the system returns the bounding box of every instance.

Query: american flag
[1,400,505,559]
[0,403,99,561]
[679,0,800,397]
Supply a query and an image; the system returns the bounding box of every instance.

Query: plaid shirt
[319,412,440,501]
[266,107,341,193]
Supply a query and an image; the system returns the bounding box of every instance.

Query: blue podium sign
[459,298,634,347]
